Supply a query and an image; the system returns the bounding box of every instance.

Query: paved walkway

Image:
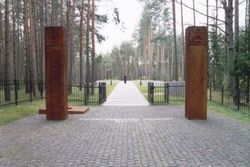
[0,106,249,167]
[103,81,149,106]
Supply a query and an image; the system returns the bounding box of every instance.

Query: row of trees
[0,0,116,101]
[98,0,182,81]
[97,0,249,102]
[0,0,249,102]
[209,0,250,99]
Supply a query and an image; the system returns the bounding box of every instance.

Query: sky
[96,0,143,54]
[96,0,247,54]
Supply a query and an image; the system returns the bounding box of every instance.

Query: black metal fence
[0,80,106,107]
[0,80,44,106]
[81,82,106,105]
[148,82,185,104]
[98,83,107,104]
[147,81,250,115]
[208,83,250,114]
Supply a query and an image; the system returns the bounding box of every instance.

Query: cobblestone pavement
[0,106,249,167]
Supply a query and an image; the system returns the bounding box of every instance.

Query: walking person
[124,75,127,84]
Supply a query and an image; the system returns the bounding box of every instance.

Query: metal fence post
[164,83,167,102]
[148,82,151,103]
[84,84,87,105]
[147,82,154,103]
[237,88,241,111]
[14,80,18,105]
[209,82,212,101]
[166,83,169,104]
[151,83,154,103]
[104,83,107,101]
[97,83,107,104]
[99,83,101,105]
[30,79,32,102]
[148,82,150,102]
[39,80,44,99]
[221,85,224,104]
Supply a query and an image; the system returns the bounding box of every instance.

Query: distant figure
[124,75,127,84]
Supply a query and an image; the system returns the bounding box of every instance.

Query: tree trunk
[193,0,196,25]
[23,0,31,93]
[45,0,48,26]
[235,0,239,100]
[4,0,11,101]
[248,0,250,48]
[157,43,161,80]
[247,74,249,103]
[30,0,38,96]
[12,0,17,81]
[161,42,165,80]
[247,0,250,104]
[79,0,84,88]
[91,0,96,94]
[51,0,55,26]
[39,0,45,83]
[61,0,64,26]
[168,45,172,80]
[207,0,209,27]
[223,0,235,99]
[180,0,184,80]
[86,0,91,98]
[172,0,178,81]
[68,0,76,94]
[147,16,153,80]
[0,4,3,81]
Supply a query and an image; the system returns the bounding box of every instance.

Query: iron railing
[147,81,249,115]
[208,83,250,114]
[82,83,106,105]
[0,80,44,106]
[99,83,107,104]
[0,80,107,107]
[148,82,185,104]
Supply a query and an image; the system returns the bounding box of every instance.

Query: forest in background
[98,0,250,103]
[0,0,113,100]
[0,0,249,103]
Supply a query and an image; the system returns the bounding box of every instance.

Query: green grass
[1,81,248,125]
[208,101,250,123]
[107,80,119,96]
[133,80,147,95]
[151,101,184,106]
[67,81,119,105]
[0,87,43,105]
[134,80,185,106]
[0,100,44,126]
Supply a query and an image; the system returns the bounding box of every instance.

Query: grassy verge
[0,100,44,126]
[107,80,119,96]
[151,101,185,106]
[208,101,250,123]
[133,80,147,95]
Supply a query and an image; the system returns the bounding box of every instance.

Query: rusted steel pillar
[45,27,68,120]
[185,26,208,120]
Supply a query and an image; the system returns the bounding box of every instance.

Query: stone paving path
[103,81,149,106]
[0,106,249,167]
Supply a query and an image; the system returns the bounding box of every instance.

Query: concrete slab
[39,106,89,115]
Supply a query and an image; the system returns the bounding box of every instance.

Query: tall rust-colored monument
[40,27,89,120]
[45,27,68,120]
[185,26,208,120]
